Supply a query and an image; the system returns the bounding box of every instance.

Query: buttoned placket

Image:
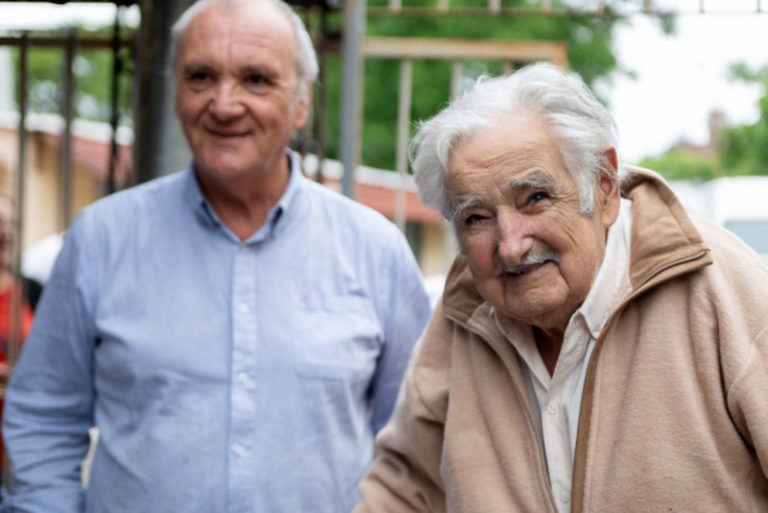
[539,314,593,513]
[228,241,260,512]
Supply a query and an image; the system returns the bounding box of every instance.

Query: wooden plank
[364,37,568,68]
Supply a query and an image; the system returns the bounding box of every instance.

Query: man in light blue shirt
[1,0,431,511]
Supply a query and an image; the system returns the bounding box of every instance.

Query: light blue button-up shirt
[3,151,432,513]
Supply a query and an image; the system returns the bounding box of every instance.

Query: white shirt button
[547,403,558,415]
[236,372,248,385]
[231,444,246,457]
[559,492,571,503]
[237,303,249,313]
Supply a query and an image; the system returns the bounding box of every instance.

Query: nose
[208,82,246,120]
[496,210,533,265]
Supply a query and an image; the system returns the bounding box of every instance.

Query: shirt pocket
[292,296,382,382]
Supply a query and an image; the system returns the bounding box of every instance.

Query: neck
[532,326,564,376]
[196,158,292,241]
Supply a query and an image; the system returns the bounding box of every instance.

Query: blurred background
[0,0,766,313]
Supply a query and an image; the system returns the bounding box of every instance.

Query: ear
[598,146,621,229]
[293,84,313,130]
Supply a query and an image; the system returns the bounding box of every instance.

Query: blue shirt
[3,151,432,513]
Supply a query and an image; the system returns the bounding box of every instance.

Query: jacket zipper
[445,311,561,513]
[570,248,710,513]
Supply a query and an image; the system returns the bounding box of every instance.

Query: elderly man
[2,0,430,511]
[355,63,768,512]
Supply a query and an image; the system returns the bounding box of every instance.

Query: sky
[607,4,767,163]
[0,1,766,164]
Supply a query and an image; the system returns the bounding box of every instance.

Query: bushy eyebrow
[499,170,556,195]
[451,199,481,224]
[449,170,557,224]
[241,65,279,80]
[179,62,215,76]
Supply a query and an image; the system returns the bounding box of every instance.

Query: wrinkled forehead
[178,1,297,61]
[446,114,562,186]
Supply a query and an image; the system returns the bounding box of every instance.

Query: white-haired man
[354,63,768,512]
[2,1,431,511]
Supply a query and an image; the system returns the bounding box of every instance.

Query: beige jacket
[355,168,768,513]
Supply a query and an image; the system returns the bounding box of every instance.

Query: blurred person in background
[0,194,37,483]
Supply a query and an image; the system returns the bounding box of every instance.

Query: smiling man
[2,1,431,512]
[354,63,768,512]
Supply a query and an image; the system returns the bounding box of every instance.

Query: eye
[182,68,215,89]
[245,73,266,85]
[528,191,549,203]
[189,71,210,81]
[464,213,489,226]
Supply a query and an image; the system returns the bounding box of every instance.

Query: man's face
[446,111,619,333]
[174,2,310,182]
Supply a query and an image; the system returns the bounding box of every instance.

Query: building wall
[0,125,102,251]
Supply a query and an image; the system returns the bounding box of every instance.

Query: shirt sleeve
[356,304,449,513]
[366,233,432,434]
[2,214,100,513]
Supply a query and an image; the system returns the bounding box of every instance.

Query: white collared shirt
[494,198,633,513]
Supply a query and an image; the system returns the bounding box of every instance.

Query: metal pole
[59,29,76,230]
[394,59,412,231]
[451,60,463,99]
[135,0,194,183]
[340,0,366,199]
[107,8,123,195]
[7,33,29,376]
[314,7,329,182]
[3,32,30,489]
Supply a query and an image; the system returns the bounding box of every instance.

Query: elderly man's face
[447,112,619,333]
[174,2,309,181]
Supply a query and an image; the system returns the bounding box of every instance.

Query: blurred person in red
[0,194,36,470]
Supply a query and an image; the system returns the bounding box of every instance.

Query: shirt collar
[184,149,306,241]
[576,197,634,339]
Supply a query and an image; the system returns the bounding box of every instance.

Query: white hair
[411,62,618,220]
[170,0,319,97]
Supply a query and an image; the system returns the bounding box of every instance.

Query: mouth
[500,261,551,277]
[205,127,250,139]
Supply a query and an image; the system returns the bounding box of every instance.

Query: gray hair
[411,62,618,220]
[170,0,319,98]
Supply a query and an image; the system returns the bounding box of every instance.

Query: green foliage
[321,4,637,170]
[640,61,768,181]
[719,62,768,175]
[638,149,718,182]
[9,5,659,172]
[10,26,134,126]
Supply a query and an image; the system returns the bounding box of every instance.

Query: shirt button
[559,492,571,503]
[237,302,249,313]
[547,403,558,415]
[236,372,249,385]
[231,444,246,457]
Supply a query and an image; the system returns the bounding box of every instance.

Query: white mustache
[495,249,560,276]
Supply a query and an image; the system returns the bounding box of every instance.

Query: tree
[719,62,768,175]
[321,1,673,170]
[9,4,674,172]
[638,149,718,182]
[643,61,768,181]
